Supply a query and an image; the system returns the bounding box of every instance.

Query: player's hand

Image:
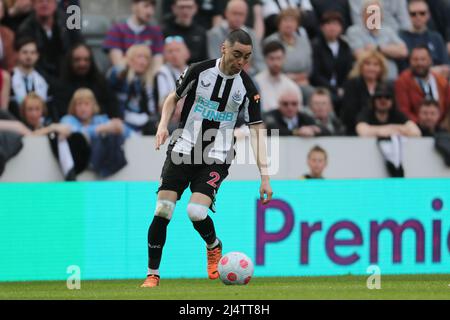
[155,126,169,150]
[260,177,273,205]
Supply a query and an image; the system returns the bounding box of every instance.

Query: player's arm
[249,122,273,205]
[155,92,179,150]
[155,62,199,150]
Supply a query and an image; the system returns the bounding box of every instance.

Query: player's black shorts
[157,151,230,212]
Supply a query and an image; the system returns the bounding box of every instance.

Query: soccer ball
[218,252,254,285]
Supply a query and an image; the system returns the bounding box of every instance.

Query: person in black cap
[355,82,422,137]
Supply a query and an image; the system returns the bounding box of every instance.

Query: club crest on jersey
[232,91,242,103]
[194,96,236,122]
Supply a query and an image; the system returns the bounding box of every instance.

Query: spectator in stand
[356,83,421,137]
[0,108,31,135]
[341,49,388,135]
[3,0,33,31]
[1,93,83,180]
[162,0,227,31]
[348,0,411,32]
[162,0,207,64]
[16,0,83,78]
[417,99,448,136]
[61,88,130,178]
[207,0,265,76]
[345,0,408,80]
[108,44,158,136]
[310,11,353,114]
[61,88,130,140]
[155,36,189,133]
[19,92,70,136]
[395,45,450,124]
[0,67,10,111]
[54,43,120,120]
[103,0,164,71]
[300,145,328,179]
[311,0,352,31]
[264,88,329,137]
[9,37,51,120]
[306,87,345,136]
[423,0,450,57]
[254,41,302,113]
[262,0,319,39]
[264,8,314,100]
[245,0,265,41]
[0,0,16,72]
[399,0,449,78]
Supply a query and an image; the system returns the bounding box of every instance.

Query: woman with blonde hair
[60,88,130,178]
[340,49,389,135]
[62,88,130,140]
[108,44,159,135]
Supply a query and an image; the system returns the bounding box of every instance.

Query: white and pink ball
[218,252,254,285]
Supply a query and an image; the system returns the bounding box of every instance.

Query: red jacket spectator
[0,26,15,72]
[395,69,450,123]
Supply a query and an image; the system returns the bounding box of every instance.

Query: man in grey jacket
[207,0,265,76]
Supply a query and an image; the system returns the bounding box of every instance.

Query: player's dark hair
[308,145,328,160]
[263,41,285,56]
[225,29,253,47]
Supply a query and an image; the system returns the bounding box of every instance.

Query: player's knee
[187,203,208,222]
[154,200,176,220]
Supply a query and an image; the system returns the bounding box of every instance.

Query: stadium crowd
[1,0,450,179]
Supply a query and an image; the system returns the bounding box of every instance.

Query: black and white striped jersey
[170,58,262,162]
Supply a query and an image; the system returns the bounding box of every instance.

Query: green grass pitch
[1,275,450,300]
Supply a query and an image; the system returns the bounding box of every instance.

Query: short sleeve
[242,73,262,125]
[175,63,199,99]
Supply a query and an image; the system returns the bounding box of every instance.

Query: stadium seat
[81,14,112,73]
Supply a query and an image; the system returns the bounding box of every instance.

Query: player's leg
[141,191,178,288]
[188,164,229,280]
[142,152,189,288]
[188,193,222,280]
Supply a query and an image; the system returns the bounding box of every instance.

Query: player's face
[221,41,252,75]
[308,152,327,177]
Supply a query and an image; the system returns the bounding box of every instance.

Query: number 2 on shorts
[207,172,221,188]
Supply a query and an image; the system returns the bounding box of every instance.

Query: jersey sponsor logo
[200,80,211,88]
[194,96,236,122]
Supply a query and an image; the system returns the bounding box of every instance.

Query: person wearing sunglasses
[399,0,449,78]
[356,83,421,137]
[263,88,328,137]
